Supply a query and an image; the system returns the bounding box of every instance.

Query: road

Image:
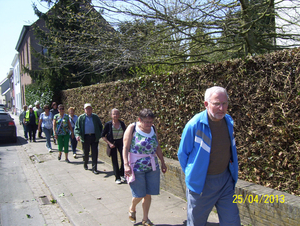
[0,112,71,226]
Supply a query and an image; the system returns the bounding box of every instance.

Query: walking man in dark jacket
[74,103,103,174]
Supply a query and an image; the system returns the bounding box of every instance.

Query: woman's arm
[122,123,135,175]
[102,136,115,148]
[101,123,115,148]
[38,119,42,132]
[154,125,167,174]
[53,118,57,138]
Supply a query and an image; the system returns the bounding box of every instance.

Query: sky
[0,0,49,83]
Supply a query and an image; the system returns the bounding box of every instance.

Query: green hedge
[61,48,300,196]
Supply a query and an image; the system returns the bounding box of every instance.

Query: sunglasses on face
[59,108,64,110]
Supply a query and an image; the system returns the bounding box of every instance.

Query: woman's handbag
[106,145,111,157]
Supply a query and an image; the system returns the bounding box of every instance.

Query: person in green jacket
[24,105,39,142]
[74,103,103,174]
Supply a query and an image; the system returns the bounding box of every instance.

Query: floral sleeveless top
[130,123,159,172]
[54,114,70,135]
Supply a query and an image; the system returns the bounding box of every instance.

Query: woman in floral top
[123,109,167,226]
[53,104,74,163]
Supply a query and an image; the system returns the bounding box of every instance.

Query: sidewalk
[12,112,219,226]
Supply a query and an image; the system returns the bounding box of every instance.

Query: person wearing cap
[24,105,39,142]
[34,101,44,138]
[74,103,103,174]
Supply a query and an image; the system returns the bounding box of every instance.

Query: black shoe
[84,165,88,170]
[58,155,61,160]
[93,170,100,174]
[33,140,36,142]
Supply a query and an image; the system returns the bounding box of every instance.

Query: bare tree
[95,0,300,58]
[34,0,300,76]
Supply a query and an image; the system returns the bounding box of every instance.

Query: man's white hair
[111,108,120,114]
[204,86,228,102]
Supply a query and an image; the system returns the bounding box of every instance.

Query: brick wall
[235,180,300,226]
[95,139,299,226]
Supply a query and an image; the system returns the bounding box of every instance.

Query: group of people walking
[19,102,78,162]
[18,86,241,226]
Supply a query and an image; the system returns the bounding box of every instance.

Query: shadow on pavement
[0,136,27,146]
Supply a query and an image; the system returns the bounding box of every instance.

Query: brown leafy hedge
[62,47,300,196]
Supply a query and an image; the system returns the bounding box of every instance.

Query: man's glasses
[59,108,64,110]
[209,102,228,107]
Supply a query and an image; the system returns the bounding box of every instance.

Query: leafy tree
[31,0,122,89]
[32,0,300,77]
[25,82,54,107]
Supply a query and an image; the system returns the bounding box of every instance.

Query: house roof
[2,88,11,96]
[0,78,8,86]
[15,25,30,52]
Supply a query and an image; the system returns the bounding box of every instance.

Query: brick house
[15,18,47,106]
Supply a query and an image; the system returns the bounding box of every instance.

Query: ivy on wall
[61,48,300,196]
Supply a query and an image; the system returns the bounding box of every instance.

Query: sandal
[142,219,154,226]
[128,210,136,223]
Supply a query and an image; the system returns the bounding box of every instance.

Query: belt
[85,133,95,136]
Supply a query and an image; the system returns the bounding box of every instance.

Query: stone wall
[95,139,300,226]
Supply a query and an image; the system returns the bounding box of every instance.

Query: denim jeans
[42,127,52,149]
[22,123,28,139]
[70,135,78,154]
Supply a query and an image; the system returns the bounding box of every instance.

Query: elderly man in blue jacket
[178,86,240,226]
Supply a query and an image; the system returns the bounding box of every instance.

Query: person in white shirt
[38,105,53,152]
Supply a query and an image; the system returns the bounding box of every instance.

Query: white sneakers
[121,176,126,183]
[115,177,126,184]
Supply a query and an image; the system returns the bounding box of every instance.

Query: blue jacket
[177,110,239,194]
